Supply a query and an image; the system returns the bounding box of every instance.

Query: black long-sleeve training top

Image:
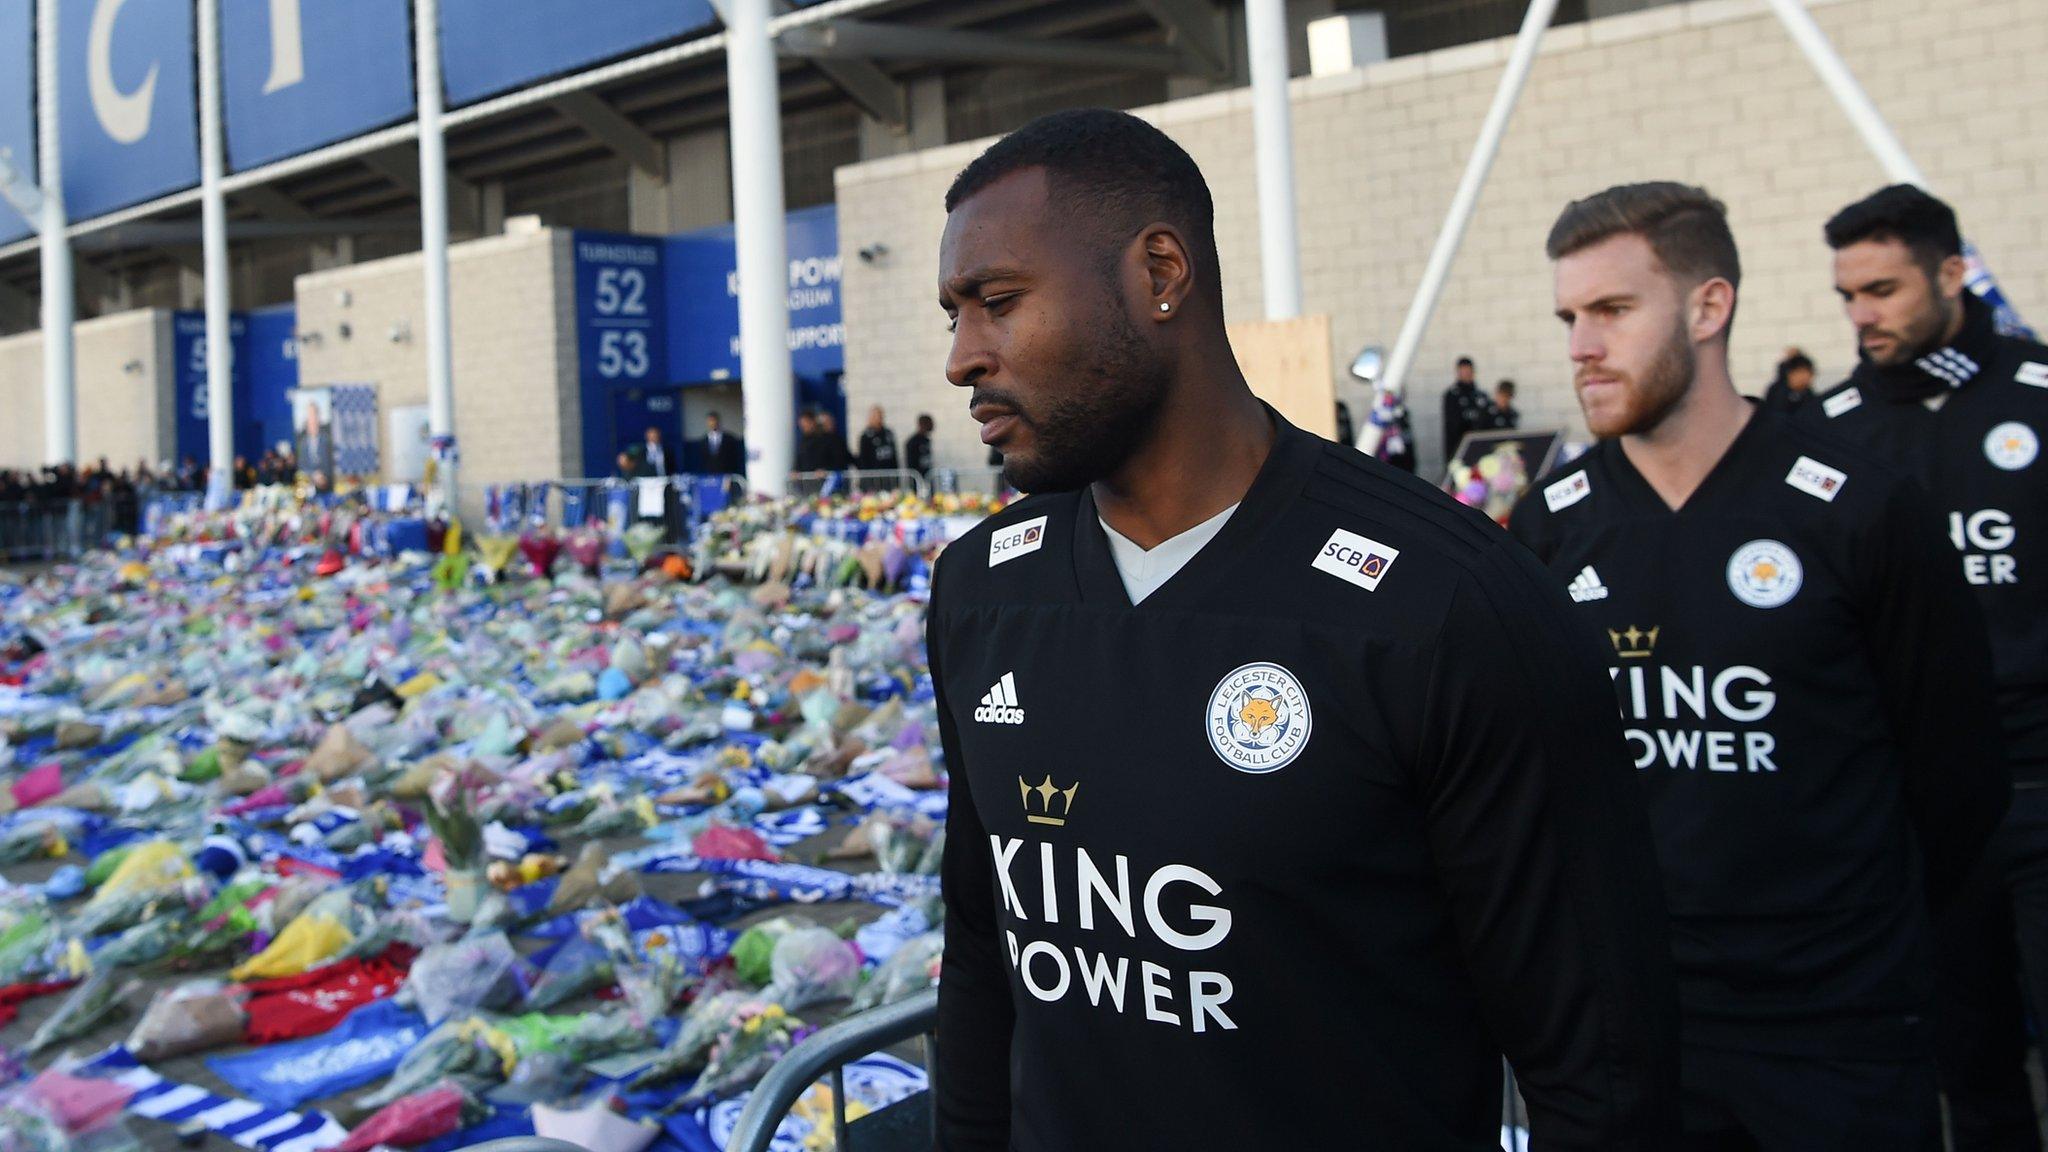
[1800,293,2048,777]
[929,414,1679,1151]
[1510,405,2007,1058]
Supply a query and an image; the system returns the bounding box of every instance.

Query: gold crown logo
[1608,625,1660,659]
[1019,774,1079,826]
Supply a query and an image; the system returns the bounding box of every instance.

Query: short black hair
[1495,379,1515,396]
[945,108,1219,302]
[1778,352,1814,375]
[1823,184,1962,276]
[1456,357,1475,369]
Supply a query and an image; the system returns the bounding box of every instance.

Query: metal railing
[928,467,1008,497]
[448,990,936,1152]
[787,469,930,501]
[0,499,120,563]
[485,474,747,544]
[725,987,939,1152]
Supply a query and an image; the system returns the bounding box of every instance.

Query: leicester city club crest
[1207,662,1312,774]
[1726,539,1803,609]
[1985,422,2039,471]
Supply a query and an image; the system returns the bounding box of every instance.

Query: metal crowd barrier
[724,986,940,1152]
[491,474,747,546]
[0,499,118,564]
[787,469,931,501]
[447,991,937,1152]
[928,467,1008,497]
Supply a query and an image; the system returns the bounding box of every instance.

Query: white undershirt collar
[1098,502,1240,605]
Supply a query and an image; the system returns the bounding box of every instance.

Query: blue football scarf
[206,999,429,1110]
[79,1045,349,1152]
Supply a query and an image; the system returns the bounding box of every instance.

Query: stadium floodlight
[0,147,43,228]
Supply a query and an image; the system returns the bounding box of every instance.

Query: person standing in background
[635,426,670,478]
[1442,356,1496,460]
[1763,351,1817,412]
[696,411,745,475]
[794,411,823,473]
[1513,181,2006,1150]
[816,412,854,472]
[1493,380,1521,429]
[857,406,901,472]
[1802,184,2048,1151]
[906,414,937,479]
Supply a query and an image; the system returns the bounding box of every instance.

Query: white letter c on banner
[263,0,305,94]
[89,0,158,145]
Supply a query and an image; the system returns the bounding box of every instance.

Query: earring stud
[1159,303,1171,312]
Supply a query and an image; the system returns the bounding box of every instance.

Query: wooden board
[1228,313,1336,440]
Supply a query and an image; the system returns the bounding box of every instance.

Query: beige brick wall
[293,227,580,521]
[0,332,46,469]
[0,310,174,472]
[836,0,2048,478]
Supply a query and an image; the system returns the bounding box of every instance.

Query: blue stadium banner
[0,0,32,243]
[665,203,844,384]
[241,304,300,458]
[175,308,302,464]
[573,232,669,475]
[59,0,200,219]
[172,312,246,468]
[220,0,415,171]
[439,0,717,106]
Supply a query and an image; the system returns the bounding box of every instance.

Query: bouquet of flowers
[518,530,563,580]
[670,1000,812,1111]
[356,1016,517,1109]
[763,925,862,1012]
[850,930,943,1012]
[91,913,190,970]
[565,528,607,578]
[629,988,750,1088]
[27,971,138,1053]
[424,764,494,873]
[405,931,528,1024]
[476,535,521,584]
[524,935,615,1011]
[0,898,55,984]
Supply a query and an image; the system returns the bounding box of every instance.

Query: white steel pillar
[35,0,74,466]
[198,0,235,509]
[1375,0,1559,414]
[415,0,458,514]
[725,0,795,497]
[1246,0,1302,320]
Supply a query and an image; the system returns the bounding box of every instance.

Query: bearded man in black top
[1512,182,2006,1151]
[929,107,1678,1152]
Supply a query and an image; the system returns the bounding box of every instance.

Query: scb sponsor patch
[1544,471,1592,512]
[1785,456,1847,502]
[1312,528,1399,592]
[989,515,1049,567]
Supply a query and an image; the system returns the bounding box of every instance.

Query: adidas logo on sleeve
[1567,566,1609,603]
[975,673,1026,725]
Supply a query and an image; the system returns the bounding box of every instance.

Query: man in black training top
[929,107,1678,1152]
[1801,184,2048,1152]
[1510,182,2007,1150]
[1443,355,1495,462]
